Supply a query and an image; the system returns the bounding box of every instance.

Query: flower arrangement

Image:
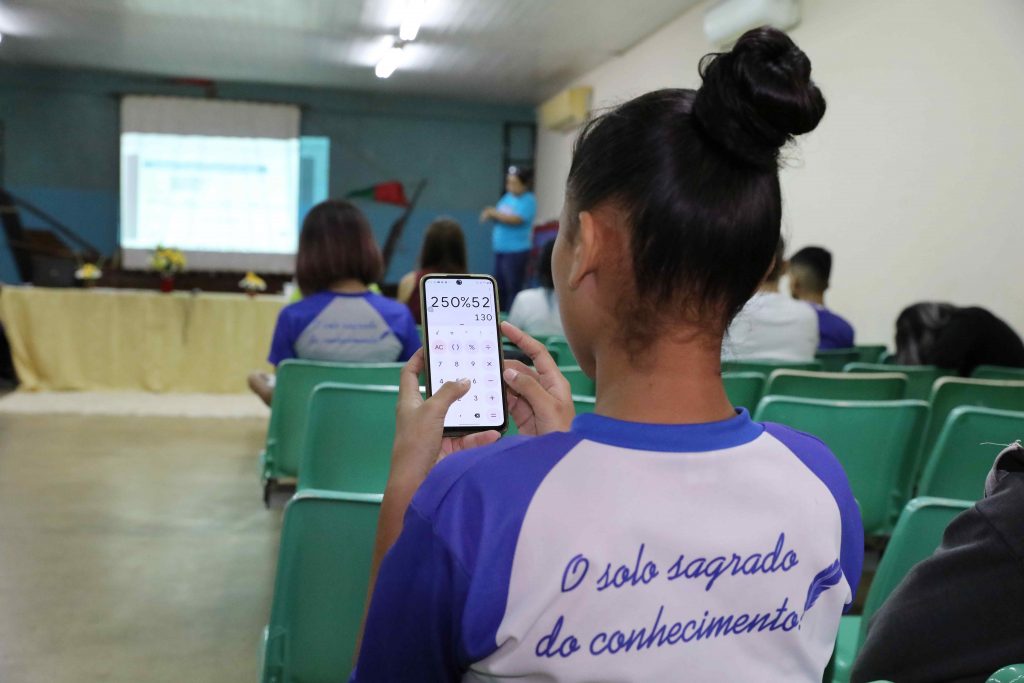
[239,271,267,294]
[75,262,103,282]
[150,246,187,274]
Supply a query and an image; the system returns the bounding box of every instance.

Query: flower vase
[159,274,175,293]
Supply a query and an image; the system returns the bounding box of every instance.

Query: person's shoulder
[366,292,414,318]
[411,431,583,520]
[279,291,330,320]
[760,422,855,509]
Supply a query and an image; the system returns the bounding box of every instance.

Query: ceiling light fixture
[398,0,428,42]
[375,43,404,79]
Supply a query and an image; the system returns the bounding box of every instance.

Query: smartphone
[421,274,508,436]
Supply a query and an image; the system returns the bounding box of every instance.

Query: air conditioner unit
[703,0,801,47]
[539,87,592,132]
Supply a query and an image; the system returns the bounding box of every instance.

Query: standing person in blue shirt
[247,199,420,405]
[355,28,862,682]
[480,166,537,311]
[789,246,856,349]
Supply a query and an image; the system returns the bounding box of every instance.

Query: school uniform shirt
[507,287,564,337]
[491,192,537,254]
[267,291,420,365]
[813,305,855,350]
[353,410,864,682]
[723,291,820,362]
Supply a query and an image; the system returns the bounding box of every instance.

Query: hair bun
[693,26,826,170]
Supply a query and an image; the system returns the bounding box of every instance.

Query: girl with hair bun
[354,27,862,682]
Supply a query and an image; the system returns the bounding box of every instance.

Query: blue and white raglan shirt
[353,410,863,682]
[268,291,420,365]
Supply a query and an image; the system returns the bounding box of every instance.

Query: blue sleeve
[267,308,298,366]
[351,506,469,682]
[520,193,537,227]
[396,307,421,361]
[763,422,865,610]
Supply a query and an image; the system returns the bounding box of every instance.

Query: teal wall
[0,64,535,283]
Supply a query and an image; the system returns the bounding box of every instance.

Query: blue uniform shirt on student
[813,305,856,350]
[491,192,536,253]
[353,409,863,682]
[268,291,420,365]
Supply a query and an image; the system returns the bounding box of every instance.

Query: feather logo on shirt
[801,560,843,622]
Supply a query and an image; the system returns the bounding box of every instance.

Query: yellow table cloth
[0,286,285,393]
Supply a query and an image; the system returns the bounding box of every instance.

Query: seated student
[507,240,564,337]
[789,246,855,349]
[852,442,1024,683]
[397,217,468,325]
[723,237,819,362]
[895,302,1024,376]
[247,200,420,405]
[353,28,862,682]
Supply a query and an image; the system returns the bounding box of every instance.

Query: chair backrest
[815,348,861,372]
[854,345,888,364]
[924,378,1024,456]
[844,362,949,401]
[723,372,766,411]
[987,664,1024,683]
[722,359,823,375]
[263,360,404,481]
[545,336,576,366]
[764,370,907,402]
[573,394,596,415]
[972,365,1024,381]
[298,383,401,493]
[753,397,930,535]
[559,366,595,397]
[261,490,382,683]
[918,407,1024,500]
[857,497,971,650]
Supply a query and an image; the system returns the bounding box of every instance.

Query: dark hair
[418,217,467,273]
[295,199,383,295]
[509,166,534,189]
[895,302,957,365]
[538,239,555,290]
[789,245,832,291]
[565,27,825,347]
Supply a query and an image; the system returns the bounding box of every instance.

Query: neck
[760,281,781,294]
[593,331,734,425]
[803,292,825,306]
[330,279,370,294]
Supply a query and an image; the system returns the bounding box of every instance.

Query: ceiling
[0,0,702,104]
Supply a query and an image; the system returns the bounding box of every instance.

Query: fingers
[503,359,541,385]
[461,430,501,450]
[398,350,426,404]
[501,321,561,375]
[503,366,552,414]
[424,378,472,419]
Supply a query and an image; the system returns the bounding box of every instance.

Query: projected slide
[120,133,300,255]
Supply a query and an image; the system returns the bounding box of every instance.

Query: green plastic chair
[573,394,596,415]
[844,362,950,401]
[723,371,766,411]
[754,397,929,536]
[722,359,823,375]
[545,336,576,366]
[832,497,972,682]
[922,378,1024,466]
[297,383,403,493]
[765,370,907,401]
[559,366,595,397]
[854,345,888,364]
[816,348,861,372]
[917,407,1024,500]
[260,360,404,500]
[989,664,1024,683]
[972,365,1024,381]
[261,489,382,683]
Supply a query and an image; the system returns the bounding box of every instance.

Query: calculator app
[422,276,506,430]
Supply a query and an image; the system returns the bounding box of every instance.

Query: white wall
[534,0,1024,346]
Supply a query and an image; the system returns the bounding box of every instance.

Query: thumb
[503,367,551,409]
[426,378,472,418]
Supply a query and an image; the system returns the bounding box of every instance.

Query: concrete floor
[0,414,280,683]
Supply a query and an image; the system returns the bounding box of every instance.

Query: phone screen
[421,275,507,433]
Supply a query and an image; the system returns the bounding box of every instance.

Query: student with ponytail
[353,28,862,682]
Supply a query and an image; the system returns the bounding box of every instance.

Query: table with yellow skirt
[0,286,286,393]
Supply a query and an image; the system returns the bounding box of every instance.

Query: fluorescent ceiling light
[375,44,404,79]
[399,0,427,41]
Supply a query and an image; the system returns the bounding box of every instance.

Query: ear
[567,210,602,289]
